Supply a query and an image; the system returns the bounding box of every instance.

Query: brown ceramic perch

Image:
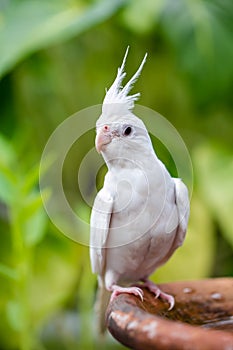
[106,278,233,350]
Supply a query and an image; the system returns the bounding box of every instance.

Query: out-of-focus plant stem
[11,206,32,350]
[78,247,96,350]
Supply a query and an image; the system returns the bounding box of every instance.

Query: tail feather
[95,279,111,335]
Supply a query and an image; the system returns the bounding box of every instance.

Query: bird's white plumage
[173,178,190,248]
[90,49,190,332]
[102,47,147,116]
[90,188,113,274]
[90,162,189,286]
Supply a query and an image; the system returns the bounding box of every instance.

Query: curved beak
[95,128,112,153]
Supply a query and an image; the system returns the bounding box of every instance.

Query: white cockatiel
[90,48,190,333]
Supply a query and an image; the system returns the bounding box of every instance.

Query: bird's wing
[172,178,190,249]
[90,188,113,276]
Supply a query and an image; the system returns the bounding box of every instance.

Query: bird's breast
[104,165,171,247]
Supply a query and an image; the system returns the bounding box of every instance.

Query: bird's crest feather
[102,47,147,116]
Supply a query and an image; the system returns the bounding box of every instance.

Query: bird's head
[95,48,153,165]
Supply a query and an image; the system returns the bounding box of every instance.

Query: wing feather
[90,189,113,276]
[172,178,190,249]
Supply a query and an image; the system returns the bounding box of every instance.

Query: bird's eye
[123,126,132,136]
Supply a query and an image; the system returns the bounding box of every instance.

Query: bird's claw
[156,290,175,310]
[141,279,175,310]
[109,281,174,309]
[110,285,144,302]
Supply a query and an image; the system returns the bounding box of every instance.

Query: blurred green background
[0,0,232,349]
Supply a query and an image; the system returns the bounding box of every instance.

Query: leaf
[0,134,17,205]
[20,165,40,195]
[23,207,47,246]
[0,263,18,280]
[0,163,17,206]
[0,170,15,205]
[0,134,16,166]
[6,300,24,331]
[21,189,49,220]
[0,0,128,78]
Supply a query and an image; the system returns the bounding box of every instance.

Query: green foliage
[122,0,233,104]
[0,134,90,349]
[193,143,233,248]
[0,133,46,348]
[0,0,127,78]
[0,0,232,348]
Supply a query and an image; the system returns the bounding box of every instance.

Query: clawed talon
[131,287,144,301]
[141,279,175,310]
[109,280,174,309]
[110,285,144,302]
[156,290,175,310]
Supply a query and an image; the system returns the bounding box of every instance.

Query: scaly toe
[110,285,144,302]
[141,280,175,310]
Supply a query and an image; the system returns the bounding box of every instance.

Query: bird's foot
[110,285,144,303]
[141,279,175,310]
